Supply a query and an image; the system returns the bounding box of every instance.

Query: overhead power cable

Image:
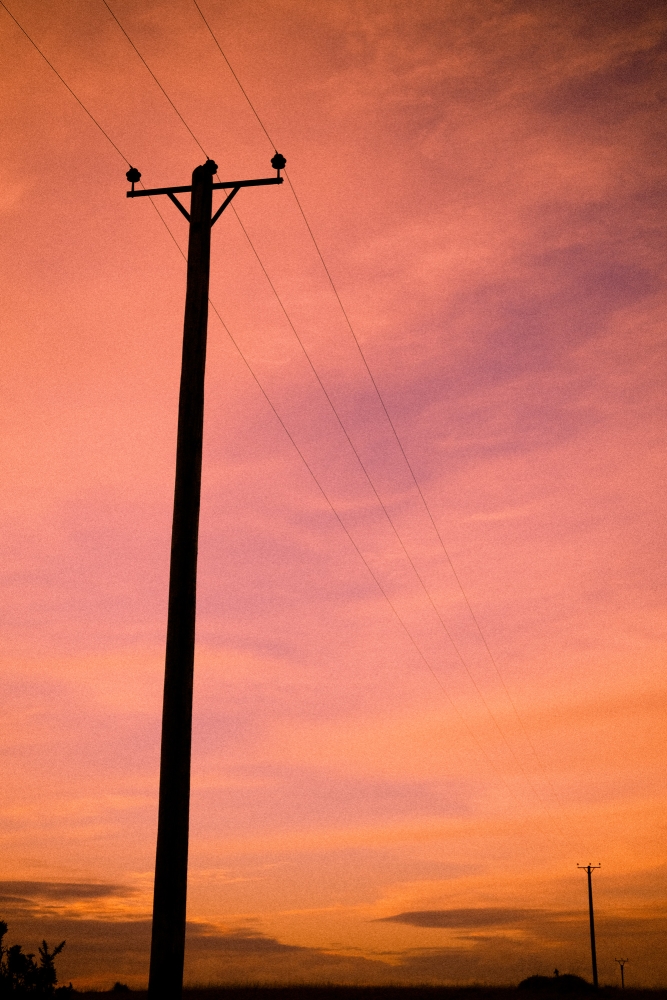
[99,0,573,841]
[111,148,561,845]
[145,197,565,851]
[186,1,572,830]
[0,0,130,165]
[229,203,568,838]
[284,179,574,820]
[5,0,574,848]
[189,0,570,816]
[100,0,208,159]
[191,0,274,149]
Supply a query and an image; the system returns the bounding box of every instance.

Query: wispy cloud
[0,881,133,902]
[375,909,549,928]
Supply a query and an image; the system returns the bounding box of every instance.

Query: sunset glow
[1,0,666,989]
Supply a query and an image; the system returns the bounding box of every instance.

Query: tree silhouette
[0,920,68,996]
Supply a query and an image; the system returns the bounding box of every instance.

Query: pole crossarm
[126,172,282,225]
[127,175,282,198]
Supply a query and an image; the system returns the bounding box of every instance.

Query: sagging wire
[1,0,575,849]
[189,0,574,827]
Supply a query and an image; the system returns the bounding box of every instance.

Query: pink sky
[1,0,666,989]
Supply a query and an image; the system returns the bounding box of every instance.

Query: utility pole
[577,863,601,988]
[126,153,285,1000]
[615,958,628,989]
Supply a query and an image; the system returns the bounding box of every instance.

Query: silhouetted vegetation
[118,988,666,999]
[0,920,71,997]
[65,986,667,999]
[169,989,665,1000]
[518,977,594,993]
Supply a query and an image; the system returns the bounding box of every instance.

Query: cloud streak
[375,909,549,929]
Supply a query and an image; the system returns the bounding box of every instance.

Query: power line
[230,201,570,841]
[6,0,573,847]
[100,0,208,158]
[100,0,478,727]
[189,0,571,819]
[0,0,130,165]
[145,197,566,852]
[3,0,576,976]
[300,136,562,795]
[99,0,574,841]
[189,3,538,749]
[185,0,572,831]
[191,0,275,150]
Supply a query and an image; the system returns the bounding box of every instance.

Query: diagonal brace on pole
[211,185,240,226]
[167,191,190,221]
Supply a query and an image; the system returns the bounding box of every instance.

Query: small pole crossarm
[127,182,193,199]
[127,176,282,199]
[167,192,190,222]
[211,176,282,191]
[211,186,240,227]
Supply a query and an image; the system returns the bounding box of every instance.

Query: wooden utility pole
[578,863,601,988]
[127,153,285,1000]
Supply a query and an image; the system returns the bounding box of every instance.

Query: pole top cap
[126,167,141,183]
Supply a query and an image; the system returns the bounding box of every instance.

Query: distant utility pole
[577,863,601,988]
[615,958,628,989]
[126,153,285,1000]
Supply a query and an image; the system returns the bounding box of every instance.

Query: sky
[1,0,666,989]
